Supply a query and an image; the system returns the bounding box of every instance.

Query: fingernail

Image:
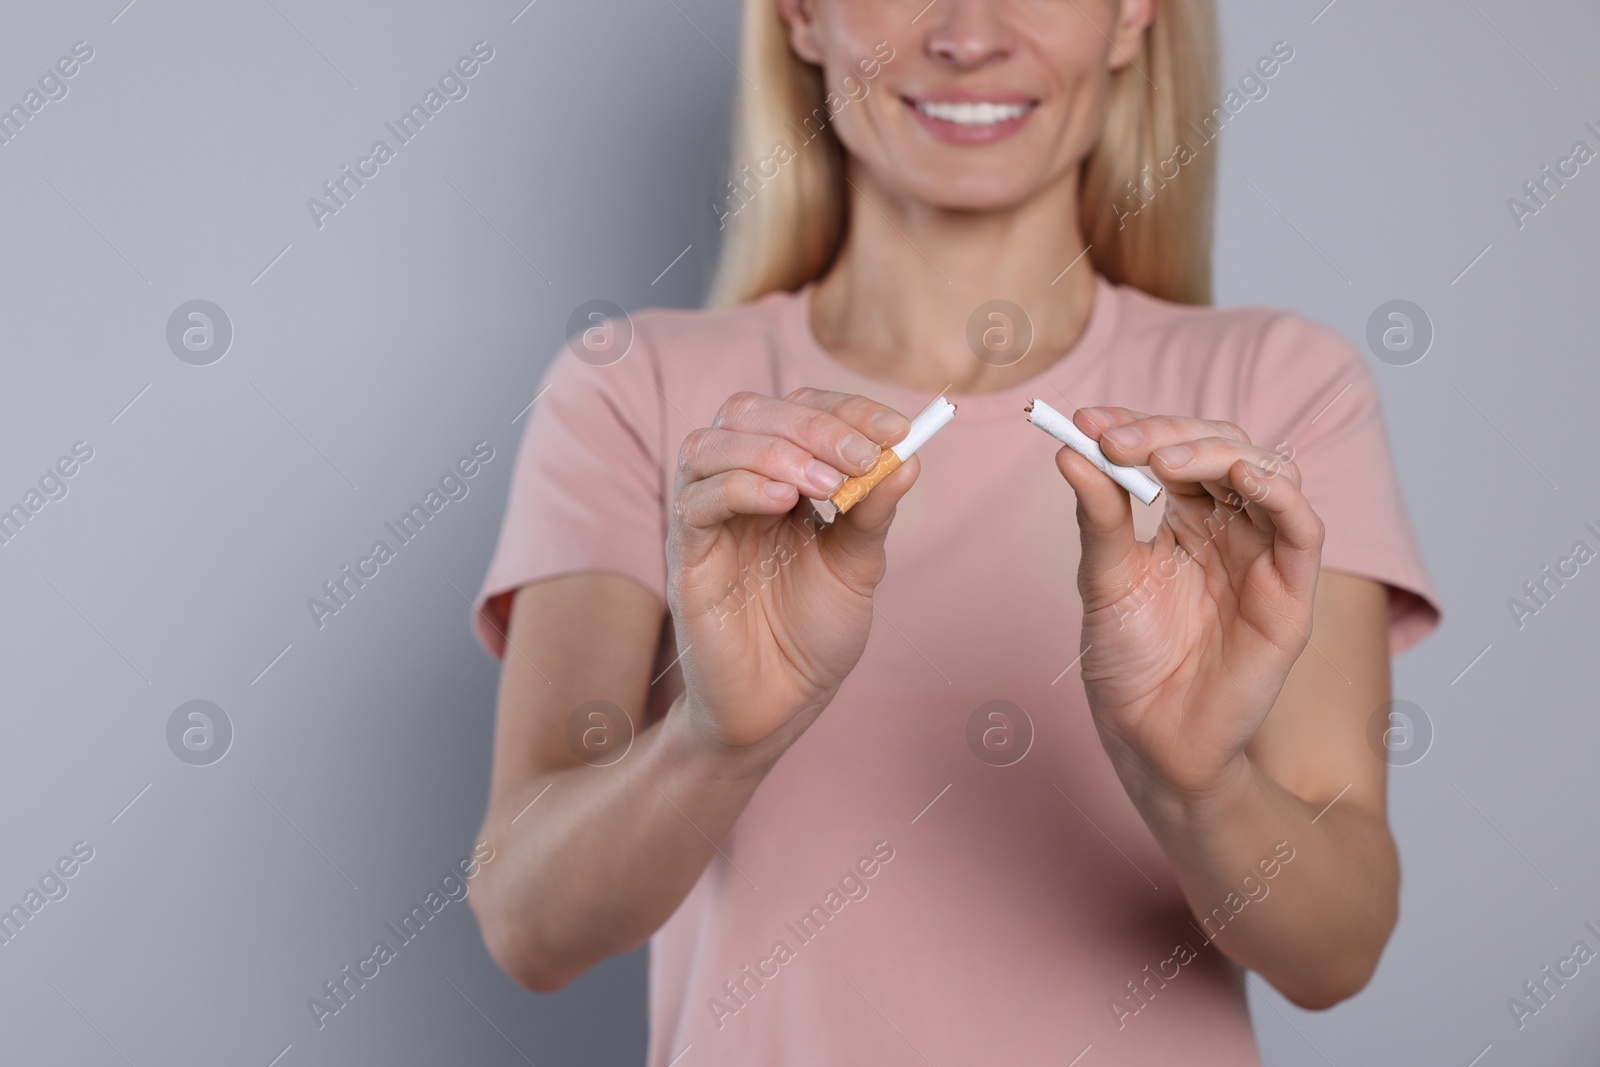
[764,480,796,500]
[1156,444,1192,466]
[869,409,908,439]
[841,433,882,472]
[805,458,845,493]
[1102,425,1141,449]
[1080,406,1112,428]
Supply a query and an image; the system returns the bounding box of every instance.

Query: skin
[470,0,1400,1010]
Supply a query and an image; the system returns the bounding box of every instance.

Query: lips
[902,92,1039,144]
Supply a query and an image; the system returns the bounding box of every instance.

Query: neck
[810,160,1097,395]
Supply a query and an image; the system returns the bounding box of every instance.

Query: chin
[886,156,1054,214]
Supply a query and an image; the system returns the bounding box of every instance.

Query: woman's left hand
[1053,407,1325,804]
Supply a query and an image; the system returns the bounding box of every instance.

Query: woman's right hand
[666,387,918,759]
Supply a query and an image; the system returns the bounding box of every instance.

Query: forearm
[1123,757,1399,1009]
[472,694,774,991]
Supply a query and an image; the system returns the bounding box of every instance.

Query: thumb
[1053,445,1145,602]
[819,454,919,590]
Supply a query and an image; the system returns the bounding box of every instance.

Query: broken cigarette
[829,396,958,514]
[1025,397,1163,506]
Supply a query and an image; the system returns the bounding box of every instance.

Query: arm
[469,388,918,991]
[468,573,774,992]
[1119,571,1397,1009]
[1055,406,1401,1010]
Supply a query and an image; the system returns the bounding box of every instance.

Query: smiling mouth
[906,98,1038,126]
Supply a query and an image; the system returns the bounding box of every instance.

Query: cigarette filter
[829,396,957,515]
[1025,397,1163,506]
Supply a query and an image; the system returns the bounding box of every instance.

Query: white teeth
[915,100,1031,126]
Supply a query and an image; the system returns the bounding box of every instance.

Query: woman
[469,0,1441,1062]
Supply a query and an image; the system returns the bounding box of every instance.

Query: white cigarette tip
[892,395,958,460]
[1025,396,1163,506]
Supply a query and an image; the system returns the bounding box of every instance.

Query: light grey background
[0,1,1594,1064]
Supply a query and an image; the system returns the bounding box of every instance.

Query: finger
[670,470,798,567]
[1053,444,1143,597]
[1075,405,1152,433]
[1085,411,1254,467]
[1143,438,1306,571]
[1143,436,1300,498]
[712,390,910,478]
[784,387,913,446]
[1231,458,1325,596]
[675,427,847,500]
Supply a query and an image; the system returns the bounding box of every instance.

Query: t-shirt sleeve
[471,331,668,660]
[1239,312,1442,655]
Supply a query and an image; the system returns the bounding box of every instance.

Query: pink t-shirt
[473,273,1441,1066]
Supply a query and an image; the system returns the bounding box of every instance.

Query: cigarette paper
[829,396,957,515]
[1025,397,1163,506]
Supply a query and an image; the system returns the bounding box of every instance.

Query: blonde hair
[706,0,1219,308]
